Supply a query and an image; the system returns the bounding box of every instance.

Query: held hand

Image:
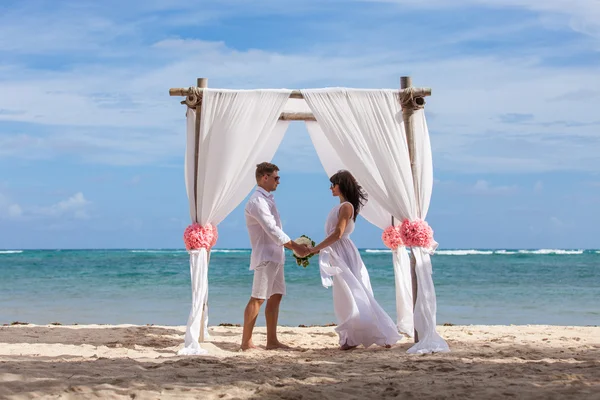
[301,244,312,258]
[295,244,310,258]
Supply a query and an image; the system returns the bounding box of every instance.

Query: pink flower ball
[183,223,218,251]
[382,225,403,249]
[400,219,434,248]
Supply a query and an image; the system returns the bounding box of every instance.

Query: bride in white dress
[309,170,401,350]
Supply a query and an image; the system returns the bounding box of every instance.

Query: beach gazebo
[169,77,449,355]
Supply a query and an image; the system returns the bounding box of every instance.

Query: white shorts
[251,261,286,300]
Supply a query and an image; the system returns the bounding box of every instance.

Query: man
[241,162,310,351]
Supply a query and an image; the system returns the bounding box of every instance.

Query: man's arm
[248,199,290,245]
[248,199,310,257]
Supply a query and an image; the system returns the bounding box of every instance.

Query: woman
[309,170,401,350]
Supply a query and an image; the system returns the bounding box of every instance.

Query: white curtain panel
[406,109,449,354]
[302,89,416,217]
[180,89,291,355]
[305,120,414,336]
[302,89,447,352]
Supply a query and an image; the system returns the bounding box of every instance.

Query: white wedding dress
[319,202,402,348]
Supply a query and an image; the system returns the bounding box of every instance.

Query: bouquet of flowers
[292,235,315,268]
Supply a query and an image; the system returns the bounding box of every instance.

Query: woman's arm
[311,203,353,254]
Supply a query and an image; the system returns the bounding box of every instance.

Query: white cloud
[8,204,22,218]
[434,179,519,196]
[122,217,143,231]
[471,180,518,195]
[1,42,598,173]
[0,192,22,219]
[0,1,599,174]
[126,175,142,186]
[362,0,600,39]
[550,216,564,227]
[547,215,577,233]
[31,193,92,220]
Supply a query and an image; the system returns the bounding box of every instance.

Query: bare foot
[266,341,292,350]
[340,343,358,351]
[240,341,258,351]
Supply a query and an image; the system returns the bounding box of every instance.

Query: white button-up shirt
[245,187,291,270]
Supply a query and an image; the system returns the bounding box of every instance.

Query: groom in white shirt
[241,162,309,351]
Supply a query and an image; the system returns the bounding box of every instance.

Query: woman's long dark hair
[329,170,367,221]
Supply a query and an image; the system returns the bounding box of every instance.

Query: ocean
[1,249,598,327]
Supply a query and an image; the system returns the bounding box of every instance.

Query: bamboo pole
[400,76,421,343]
[279,112,316,121]
[193,78,206,223]
[171,85,431,122]
[195,77,207,343]
[169,87,432,100]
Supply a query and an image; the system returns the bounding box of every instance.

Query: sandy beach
[0,324,598,399]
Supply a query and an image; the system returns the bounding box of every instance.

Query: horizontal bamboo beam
[169,87,432,99]
[279,112,315,121]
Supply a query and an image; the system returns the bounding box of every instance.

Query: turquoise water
[0,249,598,326]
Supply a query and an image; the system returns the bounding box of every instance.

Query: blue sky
[1,0,599,250]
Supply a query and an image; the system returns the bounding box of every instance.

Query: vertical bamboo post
[194,78,207,217]
[195,77,208,343]
[401,76,421,343]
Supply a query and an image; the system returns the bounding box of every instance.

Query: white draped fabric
[180,89,291,355]
[305,121,414,336]
[302,88,448,353]
[405,110,449,354]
